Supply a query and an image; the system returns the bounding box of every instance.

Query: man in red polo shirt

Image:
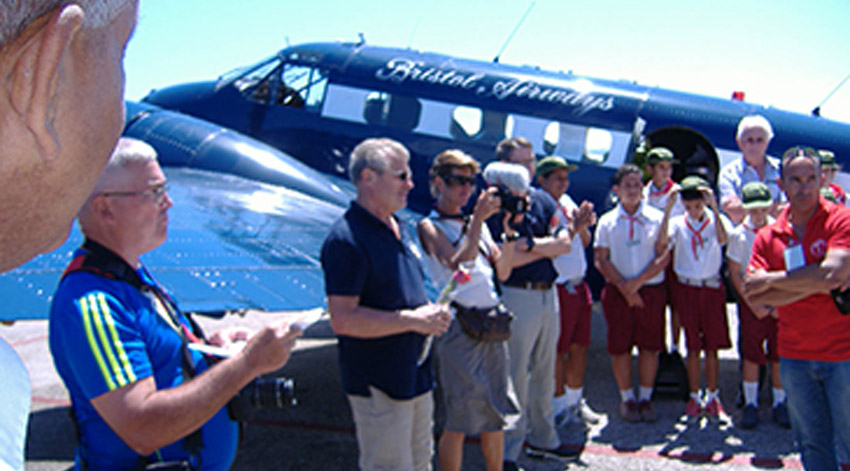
[745,146,850,471]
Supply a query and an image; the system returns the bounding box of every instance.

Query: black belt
[504,281,553,291]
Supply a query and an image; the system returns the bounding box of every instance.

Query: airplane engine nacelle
[123,101,352,208]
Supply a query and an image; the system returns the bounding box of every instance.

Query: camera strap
[62,238,205,467]
[431,213,501,296]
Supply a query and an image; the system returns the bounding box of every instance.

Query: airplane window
[220,56,280,92]
[505,115,515,140]
[452,106,482,138]
[543,122,585,160]
[303,69,328,110]
[585,128,613,163]
[450,107,507,144]
[274,65,329,110]
[234,60,281,95]
[364,92,389,126]
[357,91,420,130]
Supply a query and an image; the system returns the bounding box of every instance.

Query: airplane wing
[0,167,349,321]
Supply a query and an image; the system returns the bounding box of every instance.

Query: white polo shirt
[0,336,29,471]
[594,202,665,285]
[726,215,774,277]
[643,179,684,218]
[668,209,731,280]
[552,193,587,283]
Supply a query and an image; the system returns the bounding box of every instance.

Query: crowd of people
[0,5,848,470]
[321,115,850,471]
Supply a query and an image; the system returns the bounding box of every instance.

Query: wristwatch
[501,232,520,243]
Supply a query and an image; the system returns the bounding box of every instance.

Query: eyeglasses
[101,182,169,204]
[442,174,477,187]
[382,169,411,181]
[781,146,817,160]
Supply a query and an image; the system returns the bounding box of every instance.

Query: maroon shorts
[663,264,677,300]
[601,283,666,355]
[556,281,592,353]
[738,301,779,364]
[672,283,731,353]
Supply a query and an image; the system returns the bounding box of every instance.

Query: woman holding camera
[417,150,527,471]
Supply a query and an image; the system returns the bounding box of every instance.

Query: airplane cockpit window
[231,58,281,94]
[279,65,328,110]
[450,106,508,145]
[240,62,328,111]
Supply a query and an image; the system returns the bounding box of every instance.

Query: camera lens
[251,378,296,408]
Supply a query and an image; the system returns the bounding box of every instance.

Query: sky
[124,0,850,123]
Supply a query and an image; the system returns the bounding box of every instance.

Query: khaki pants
[500,285,560,461]
[347,387,434,471]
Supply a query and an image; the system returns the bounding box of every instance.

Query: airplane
[3,40,850,321]
[142,40,850,214]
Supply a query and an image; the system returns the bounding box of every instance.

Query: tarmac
[3,303,810,471]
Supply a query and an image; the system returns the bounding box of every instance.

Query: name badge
[783,244,805,271]
[626,238,641,247]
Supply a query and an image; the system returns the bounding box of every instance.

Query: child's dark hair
[612,164,642,185]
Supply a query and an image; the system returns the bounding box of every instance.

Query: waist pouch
[452,302,513,342]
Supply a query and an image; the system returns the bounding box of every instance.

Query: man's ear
[90,194,113,219]
[11,5,84,161]
[361,167,377,184]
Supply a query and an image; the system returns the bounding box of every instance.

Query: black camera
[227,377,296,421]
[496,185,528,214]
[832,288,850,315]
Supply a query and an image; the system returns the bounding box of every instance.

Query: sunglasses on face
[782,146,817,160]
[442,174,477,186]
[386,169,411,181]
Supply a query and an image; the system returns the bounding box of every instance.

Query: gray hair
[91,137,158,194]
[736,115,774,141]
[348,138,409,185]
[482,161,529,194]
[0,0,131,46]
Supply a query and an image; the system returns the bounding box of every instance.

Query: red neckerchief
[685,215,710,260]
[620,212,644,241]
[648,178,674,197]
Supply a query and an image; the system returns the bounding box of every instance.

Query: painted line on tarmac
[32,396,70,407]
[10,334,47,348]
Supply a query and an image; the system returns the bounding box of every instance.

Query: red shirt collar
[770,196,831,240]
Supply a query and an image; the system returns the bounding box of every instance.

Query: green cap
[646,147,679,164]
[821,187,840,203]
[818,149,840,169]
[741,182,773,209]
[535,156,578,177]
[679,175,710,191]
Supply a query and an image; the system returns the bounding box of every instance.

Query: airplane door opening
[645,127,719,187]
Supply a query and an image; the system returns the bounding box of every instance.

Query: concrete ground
[4,303,808,471]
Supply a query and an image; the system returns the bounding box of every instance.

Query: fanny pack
[452,302,513,342]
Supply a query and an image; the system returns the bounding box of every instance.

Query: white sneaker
[559,399,601,426]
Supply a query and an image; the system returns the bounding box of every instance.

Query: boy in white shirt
[535,157,601,427]
[642,147,685,356]
[726,181,789,429]
[594,164,670,422]
[659,176,732,423]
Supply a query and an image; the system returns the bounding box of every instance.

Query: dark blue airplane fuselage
[143,41,850,215]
